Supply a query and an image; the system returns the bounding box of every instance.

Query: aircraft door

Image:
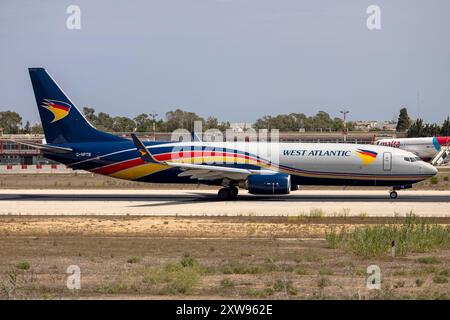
[383,152,392,171]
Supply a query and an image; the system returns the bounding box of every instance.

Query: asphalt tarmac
[0,189,449,216]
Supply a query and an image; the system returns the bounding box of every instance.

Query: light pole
[148,112,158,141]
[340,110,349,142]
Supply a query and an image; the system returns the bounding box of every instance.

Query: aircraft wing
[165,162,252,180]
[130,133,272,181]
[11,140,73,154]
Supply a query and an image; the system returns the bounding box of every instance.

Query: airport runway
[0,189,449,216]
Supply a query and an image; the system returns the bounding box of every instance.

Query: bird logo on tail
[41,99,71,123]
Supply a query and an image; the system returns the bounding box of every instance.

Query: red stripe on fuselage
[153,151,269,165]
[86,151,270,175]
[92,158,144,175]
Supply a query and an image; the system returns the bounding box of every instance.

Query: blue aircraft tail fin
[28,68,126,144]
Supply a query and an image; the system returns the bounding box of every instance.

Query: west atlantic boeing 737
[23,68,437,200]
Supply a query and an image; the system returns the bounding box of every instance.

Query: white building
[353,120,397,131]
[229,122,254,132]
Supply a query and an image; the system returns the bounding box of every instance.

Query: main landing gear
[389,184,412,199]
[217,186,239,201]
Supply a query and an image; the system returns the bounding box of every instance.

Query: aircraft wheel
[229,186,238,199]
[389,191,398,199]
[218,188,231,200]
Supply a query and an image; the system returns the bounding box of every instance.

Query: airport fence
[0,164,89,174]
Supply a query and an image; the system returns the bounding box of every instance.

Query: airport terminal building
[0,135,46,165]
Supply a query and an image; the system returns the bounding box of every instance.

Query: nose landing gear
[389,184,412,199]
[389,190,398,199]
[217,186,239,200]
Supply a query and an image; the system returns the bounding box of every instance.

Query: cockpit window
[404,157,422,162]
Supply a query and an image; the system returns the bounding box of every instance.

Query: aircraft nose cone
[425,164,438,175]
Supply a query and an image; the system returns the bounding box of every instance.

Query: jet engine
[247,173,291,195]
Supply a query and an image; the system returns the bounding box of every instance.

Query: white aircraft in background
[376,137,450,162]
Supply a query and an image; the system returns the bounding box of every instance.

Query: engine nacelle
[247,173,291,195]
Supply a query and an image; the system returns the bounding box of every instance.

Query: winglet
[130,133,160,163]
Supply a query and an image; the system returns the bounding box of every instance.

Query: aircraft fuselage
[44,141,437,187]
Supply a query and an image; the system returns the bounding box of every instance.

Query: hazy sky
[1,0,449,124]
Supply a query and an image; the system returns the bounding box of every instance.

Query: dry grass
[0,215,448,299]
[325,214,450,257]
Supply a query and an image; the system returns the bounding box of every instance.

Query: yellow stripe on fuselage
[109,163,169,180]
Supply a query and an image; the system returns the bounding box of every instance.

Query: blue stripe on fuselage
[48,141,269,172]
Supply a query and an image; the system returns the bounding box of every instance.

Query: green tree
[440,117,450,136]
[424,123,440,136]
[164,109,204,132]
[408,119,443,137]
[254,115,272,130]
[154,119,164,132]
[31,123,43,134]
[204,116,230,131]
[332,117,344,131]
[396,107,411,131]
[311,111,334,131]
[112,116,135,132]
[291,113,308,130]
[134,113,152,132]
[254,111,344,132]
[407,119,424,137]
[23,121,31,134]
[97,112,114,131]
[204,116,219,130]
[83,107,98,125]
[0,110,22,134]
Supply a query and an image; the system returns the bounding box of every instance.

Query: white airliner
[376,136,450,162]
[24,68,438,200]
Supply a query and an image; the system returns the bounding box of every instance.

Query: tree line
[0,108,349,134]
[253,111,348,132]
[1,106,449,136]
[394,107,450,138]
[82,108,230,133]
[0,108,230,135]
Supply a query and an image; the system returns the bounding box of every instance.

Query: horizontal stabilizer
[11,140,73,154]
